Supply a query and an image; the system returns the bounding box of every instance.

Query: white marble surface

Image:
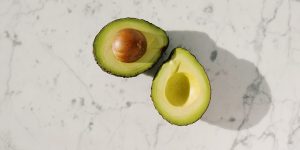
[1,0,300,149]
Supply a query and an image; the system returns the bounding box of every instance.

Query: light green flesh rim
[152,48,211,125]
[94,18,168,76]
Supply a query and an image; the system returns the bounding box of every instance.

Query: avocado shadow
[144,31,272,130]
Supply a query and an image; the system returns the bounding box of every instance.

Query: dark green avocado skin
[93,17,169,78]
[150,47,212,126]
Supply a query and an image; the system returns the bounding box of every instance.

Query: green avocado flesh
[93,18,169,77]
[151,48,211,126]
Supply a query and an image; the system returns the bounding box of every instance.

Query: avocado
[151,48,211,126]
[93,18,169,77]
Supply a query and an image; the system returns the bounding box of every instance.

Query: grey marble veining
[1,0,300,150]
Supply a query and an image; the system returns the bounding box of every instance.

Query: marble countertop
[1,0,300,150]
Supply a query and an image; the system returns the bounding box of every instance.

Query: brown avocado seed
[112,28,147,63]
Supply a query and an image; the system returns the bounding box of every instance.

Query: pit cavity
[165,72,190,106]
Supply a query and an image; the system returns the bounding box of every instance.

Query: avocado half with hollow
[151,48,211,126]
[93,18,169,77]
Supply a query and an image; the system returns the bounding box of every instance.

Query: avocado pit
[112,28,147,63]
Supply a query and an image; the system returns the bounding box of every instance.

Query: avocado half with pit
[93,18,169,77]
[151,48,211,126]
